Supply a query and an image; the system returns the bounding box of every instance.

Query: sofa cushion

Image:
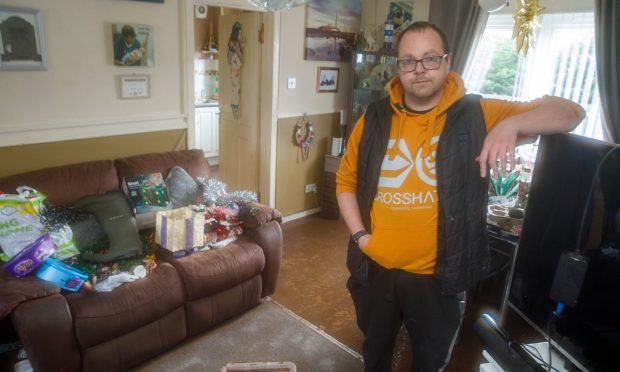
[165,235,266,301]
[0,160,118,206]
[115,150,211,183]
[65,262,185,349]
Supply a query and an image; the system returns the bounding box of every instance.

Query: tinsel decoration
[513,0,545,55]
[197,177,258,206]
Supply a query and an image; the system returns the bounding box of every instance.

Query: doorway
[184,0,279,206]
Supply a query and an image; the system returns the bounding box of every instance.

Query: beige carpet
[133,298,363,372]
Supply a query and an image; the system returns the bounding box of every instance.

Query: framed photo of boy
[0,6,47,70]
[112,23,154,67]
[317,67,339,93]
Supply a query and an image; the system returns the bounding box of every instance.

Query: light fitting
[247,0,306,12]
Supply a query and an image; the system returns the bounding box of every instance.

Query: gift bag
[155,207,205,252]
[0,186,46,258]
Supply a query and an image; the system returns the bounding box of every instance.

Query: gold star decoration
[513,0,545,55]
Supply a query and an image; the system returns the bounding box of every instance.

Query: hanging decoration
[513,0,545,55]
[227,21,246,119]
[293,113,316,161]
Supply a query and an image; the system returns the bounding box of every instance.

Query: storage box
[122,172,172,214]
[36,257,89,292]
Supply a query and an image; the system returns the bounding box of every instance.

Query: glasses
[397,54,448,72]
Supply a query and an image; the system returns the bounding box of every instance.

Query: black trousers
[348,263,463,372]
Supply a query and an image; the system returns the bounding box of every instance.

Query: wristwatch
[352,229,369,245]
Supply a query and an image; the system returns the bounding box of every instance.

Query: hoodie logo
[378,136,439,188]
[415,136,439,186]
[378,139,414,188]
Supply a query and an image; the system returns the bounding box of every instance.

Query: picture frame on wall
[112,23,154,67]
[317,67,339,93]
[0,6,47,71]
[305,0,361,62]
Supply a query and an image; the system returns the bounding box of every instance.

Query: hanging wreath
[513,0,545,55]
[293,114,315,161]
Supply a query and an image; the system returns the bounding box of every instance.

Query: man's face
[397,29,451,107]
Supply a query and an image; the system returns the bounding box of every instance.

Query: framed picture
[317,67,339,93]
[112,23,154,67]
[0,6,47,70]
[120,75,150,99]
[305,0,361,62]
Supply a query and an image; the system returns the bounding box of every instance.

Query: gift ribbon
[185,218,194,249]
[161,215,168,249]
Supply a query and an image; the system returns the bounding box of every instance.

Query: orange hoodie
[337,72,548,274]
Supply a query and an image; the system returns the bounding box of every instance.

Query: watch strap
[352,229,369,244]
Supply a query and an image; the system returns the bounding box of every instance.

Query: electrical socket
[305,183,317,193]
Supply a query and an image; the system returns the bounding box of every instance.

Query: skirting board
[282,207,321,224]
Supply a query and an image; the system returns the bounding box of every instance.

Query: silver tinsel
[197,177,258,206]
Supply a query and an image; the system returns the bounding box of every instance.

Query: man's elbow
[549,96,586,131]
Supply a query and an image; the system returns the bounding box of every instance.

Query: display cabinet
[348,50,398,138]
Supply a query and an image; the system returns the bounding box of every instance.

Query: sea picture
[305,0,361,62]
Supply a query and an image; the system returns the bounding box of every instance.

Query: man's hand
[476,120,518,178]
[357,234,371,251]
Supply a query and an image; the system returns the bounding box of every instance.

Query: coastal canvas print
[304,0,361,62]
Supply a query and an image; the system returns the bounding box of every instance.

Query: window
[463,12,605,141]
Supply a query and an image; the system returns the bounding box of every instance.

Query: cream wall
[274,1,425,216]
[277,5,352,117]
[0,0,186,147]
[276,1,427,117]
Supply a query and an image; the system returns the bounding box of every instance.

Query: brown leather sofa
[0,150,283,372]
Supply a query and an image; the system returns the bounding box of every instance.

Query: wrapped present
[155,207,205,252]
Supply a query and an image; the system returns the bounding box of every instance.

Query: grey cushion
[165,166,202,208]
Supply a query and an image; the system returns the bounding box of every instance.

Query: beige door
[218,12,262,193]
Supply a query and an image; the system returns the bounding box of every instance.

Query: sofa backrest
[0,149,211,207]
[114,149,211,184]
[0,160,119,206]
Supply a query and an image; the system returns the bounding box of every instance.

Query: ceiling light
[247,0,306,12]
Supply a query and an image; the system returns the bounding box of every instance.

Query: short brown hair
[396,21,450,54]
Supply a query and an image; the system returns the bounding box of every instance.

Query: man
[336,21,584,372]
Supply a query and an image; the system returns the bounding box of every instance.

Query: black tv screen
[508,133,620,372]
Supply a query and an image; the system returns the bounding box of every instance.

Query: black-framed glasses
[397,54,448,72]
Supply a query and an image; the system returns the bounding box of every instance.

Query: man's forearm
[337,192,366,235]
[508,96,585,135]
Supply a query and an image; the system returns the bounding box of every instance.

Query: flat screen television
[507,133,620,372]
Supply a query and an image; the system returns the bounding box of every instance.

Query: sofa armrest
[239,203,283,230]
[246,220,282,297]
[0,271,61,319]
[11,294,81,372]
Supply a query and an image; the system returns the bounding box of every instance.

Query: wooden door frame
[182,0,278,207]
